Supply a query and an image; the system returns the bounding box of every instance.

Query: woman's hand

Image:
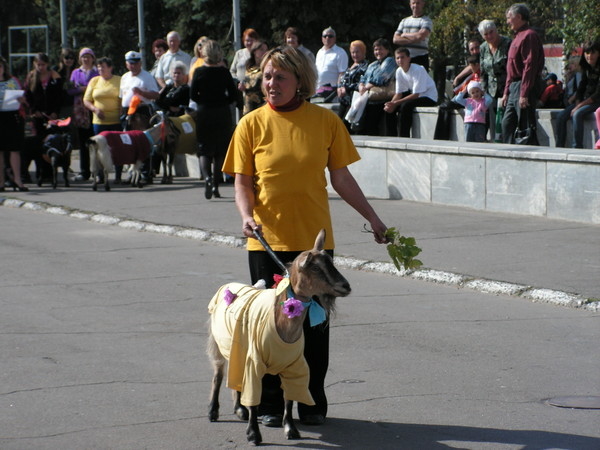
[369,218,389,244]
[95,107,105,120]
[242,217,260,238]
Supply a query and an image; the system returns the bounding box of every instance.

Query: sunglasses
[322,34,335,38]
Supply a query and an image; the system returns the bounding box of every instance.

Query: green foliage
[429,0,513,68]
[384,227,423,272]
[548,0,600,54]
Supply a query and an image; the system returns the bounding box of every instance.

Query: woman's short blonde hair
[260,46,316,99]
[350,40,367,54]
[203,40,223,65]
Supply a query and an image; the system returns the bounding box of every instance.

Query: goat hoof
[208,409,219,422]
[285,427,301,440]
[246,429,262,446]
[235,405,249,421]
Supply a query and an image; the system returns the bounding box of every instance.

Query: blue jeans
[555,102,600,148]
[465,122,487,142]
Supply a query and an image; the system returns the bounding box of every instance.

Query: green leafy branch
[363,225,423,271]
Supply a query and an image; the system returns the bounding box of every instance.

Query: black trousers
[501,80,539,145]
[385,96,437,137]
[249,249,333,418]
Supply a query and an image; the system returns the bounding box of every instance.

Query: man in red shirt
[501,3,545,144]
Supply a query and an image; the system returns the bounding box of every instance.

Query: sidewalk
[2,176,599,307]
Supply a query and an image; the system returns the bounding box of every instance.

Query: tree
[550,0,600,54]
[3,0,598,81]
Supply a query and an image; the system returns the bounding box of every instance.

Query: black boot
[204,177,213,199]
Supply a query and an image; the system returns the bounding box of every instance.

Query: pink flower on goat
[272,274,284,288]
[281,297,305,318]
[223,288,237,306]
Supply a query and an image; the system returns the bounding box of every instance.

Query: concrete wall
[185,104,600,224]
[343,136,600,224]
[412,106,598,148]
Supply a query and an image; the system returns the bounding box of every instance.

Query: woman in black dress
[190,40,237,199]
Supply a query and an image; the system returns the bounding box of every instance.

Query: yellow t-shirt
[188,57,205,82]
[84,75,122,125]
[208,282,315,407]
[222,101,360,252]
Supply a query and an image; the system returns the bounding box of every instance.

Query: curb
[2,196,598,313]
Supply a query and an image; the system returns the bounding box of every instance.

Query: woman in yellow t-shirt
[83,57,121,132]
[84,56,122,181]
[222,45,388,427]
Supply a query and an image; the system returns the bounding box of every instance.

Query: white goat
[206,229,351,445]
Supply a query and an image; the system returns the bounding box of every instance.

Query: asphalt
[1,174,599,309]
[1,174,599,449]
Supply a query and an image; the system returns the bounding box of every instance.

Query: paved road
[3,178,600,306]
[1,200,598,449]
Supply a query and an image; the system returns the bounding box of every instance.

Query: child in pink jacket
[453,80,493,142]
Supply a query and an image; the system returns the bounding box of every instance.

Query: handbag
[24,116,37,138]
[344,91,369,125]
[72,95,91,128]
[368,81,395,102]
[514,108,537,145]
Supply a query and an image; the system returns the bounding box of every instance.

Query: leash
[252,228,289,276]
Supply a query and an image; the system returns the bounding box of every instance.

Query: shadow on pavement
[291,418,600,449]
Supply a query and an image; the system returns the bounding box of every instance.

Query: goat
[206,229,351,445]
[41,119,73,189]
[87,116,166,191]
[149,111,197,184]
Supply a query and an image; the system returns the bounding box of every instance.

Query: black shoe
[74,174,89,181]
[300,414,326,425]
[261,414,283,427]
[204,177,213,199]
[212,187,221,198]
[13,185,29,192]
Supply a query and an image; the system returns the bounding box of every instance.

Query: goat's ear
[298,252,313,270]
[313,229,326,251]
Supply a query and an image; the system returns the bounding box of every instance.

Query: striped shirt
[396,15,433,58]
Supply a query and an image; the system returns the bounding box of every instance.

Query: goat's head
[288,229,351,316]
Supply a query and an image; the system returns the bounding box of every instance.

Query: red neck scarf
[268,95,304,112]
